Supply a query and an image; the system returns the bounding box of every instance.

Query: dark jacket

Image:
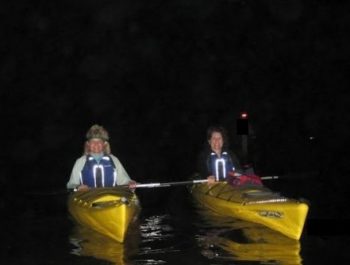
[197,147,243,180]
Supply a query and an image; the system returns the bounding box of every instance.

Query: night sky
[1,1,350,216]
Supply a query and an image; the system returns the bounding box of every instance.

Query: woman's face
[209,132,223,153]
[88,138,105,154]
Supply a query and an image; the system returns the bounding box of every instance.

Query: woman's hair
[206,126,229,147]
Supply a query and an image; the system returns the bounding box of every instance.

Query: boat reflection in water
[69,222,140,265]
[195,208,302,265]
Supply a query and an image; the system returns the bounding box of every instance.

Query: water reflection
[135,214,181,264]
[69,214,180,265]
[68,208,303,265]
[195,208,302,264]
[69,223,140,265]
[139,215,174,243]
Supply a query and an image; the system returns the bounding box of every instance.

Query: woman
[198,126,262,186]
[67,124,136,190]
[197,126,243,185]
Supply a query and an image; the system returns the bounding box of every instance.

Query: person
[197,126,242,185]
[67,124,136,191]
[197,126,262,186]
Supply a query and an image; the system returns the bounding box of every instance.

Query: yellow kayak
[191,182,308,240]
[68,187,140,243]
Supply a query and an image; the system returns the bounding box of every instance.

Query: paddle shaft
[123,176,278,189]
[261,176,279,180]
[126,179,209,188]
[26,175,280,195]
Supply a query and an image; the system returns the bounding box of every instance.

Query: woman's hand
[77,184,89,191]
[207,175,216,185]
[128,180,137,190]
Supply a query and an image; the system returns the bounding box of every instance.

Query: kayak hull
[191,182,308,240]
[68,187,140,243]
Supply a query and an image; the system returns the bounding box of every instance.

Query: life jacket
[80,155,117,187]
[207,151,236,181]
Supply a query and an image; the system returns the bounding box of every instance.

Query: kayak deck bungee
[191,182,309,240]
[68,187,140,243]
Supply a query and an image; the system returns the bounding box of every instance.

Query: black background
[1,0,349,221]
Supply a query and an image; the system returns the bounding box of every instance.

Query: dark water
[3,184,350,265]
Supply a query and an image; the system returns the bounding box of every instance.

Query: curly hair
[206,126,229,147]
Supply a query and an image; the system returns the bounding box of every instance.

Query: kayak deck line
[243,198,288,205]
[243,191,281,197]
[203,183,291,204]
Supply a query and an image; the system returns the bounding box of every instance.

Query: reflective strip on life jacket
[81,155,116,187]
[215,158,226,181]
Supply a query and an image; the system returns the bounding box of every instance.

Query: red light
[240,112,248,119]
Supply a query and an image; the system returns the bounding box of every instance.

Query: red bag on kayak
[228,174,263,186]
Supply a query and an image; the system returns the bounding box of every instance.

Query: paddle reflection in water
[195,208,302,265]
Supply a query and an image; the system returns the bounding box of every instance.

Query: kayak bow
[68,187,140,243]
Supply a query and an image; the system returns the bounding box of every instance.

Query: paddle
[25,179,210,195]
[26,172,316,196]
[260,170,319,181]
[121,179,209,188]
[120,176,279,189]
[107,171,318,190]
[259,176,279,180]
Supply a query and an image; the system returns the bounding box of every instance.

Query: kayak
[68,187,140,243]
[191,182,308,240]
